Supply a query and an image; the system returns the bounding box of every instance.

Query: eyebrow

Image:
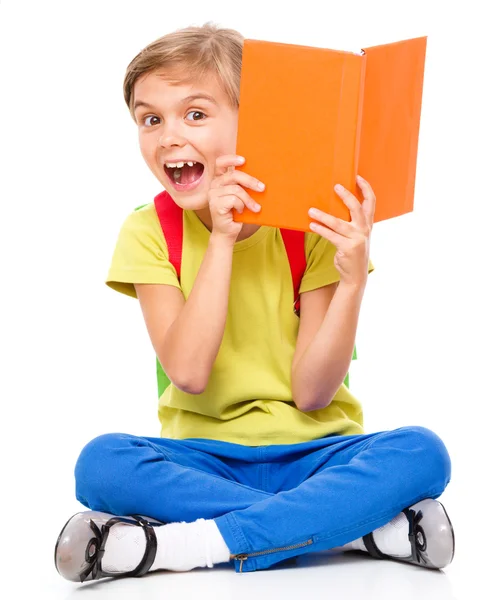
[133,94,219,112]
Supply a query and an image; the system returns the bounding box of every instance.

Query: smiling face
[133,70,239,211]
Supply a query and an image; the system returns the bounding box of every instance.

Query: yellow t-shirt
[106,202,374,446]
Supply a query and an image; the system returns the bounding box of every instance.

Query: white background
[0,0,490,597]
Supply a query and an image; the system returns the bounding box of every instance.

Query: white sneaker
[362,499,455,569]
[55,511,165,582]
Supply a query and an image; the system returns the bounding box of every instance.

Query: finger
[219,169,266,194]
[334,184,366,228]
[357,175,376,223]
[309,221,347,247]
[214,154,246,177]
[215,184,261,213]
[215,194,245,215]
[308,207,354,238]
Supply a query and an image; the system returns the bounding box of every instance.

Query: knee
[400,425,452,488]
[74,433,130,507]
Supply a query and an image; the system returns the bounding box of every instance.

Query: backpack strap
[151,190,184,399]
[280,229,306,316]
[154,190,183,277]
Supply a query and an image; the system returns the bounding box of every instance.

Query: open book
[233,36,427,231]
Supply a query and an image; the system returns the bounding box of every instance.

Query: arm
[135,155,263,395]
[135,232,235,395]
[293,174,376,411]
[291,280,366,412]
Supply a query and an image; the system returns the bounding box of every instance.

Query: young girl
[55,23,454,582]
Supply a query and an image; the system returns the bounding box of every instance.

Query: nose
[158,121,186,149]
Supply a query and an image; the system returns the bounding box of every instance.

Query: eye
[185,110,206,122]
[142,115,160,127]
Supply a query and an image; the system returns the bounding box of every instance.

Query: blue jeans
[74,425,451,573]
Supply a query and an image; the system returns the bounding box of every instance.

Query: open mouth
[164,161,205,191]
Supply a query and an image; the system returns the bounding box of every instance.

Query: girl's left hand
[308,175,376,287]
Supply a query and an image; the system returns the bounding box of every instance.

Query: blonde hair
[123,22,244,122]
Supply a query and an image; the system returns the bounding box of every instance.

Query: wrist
[209,231,237,249]
[337,278,367,298]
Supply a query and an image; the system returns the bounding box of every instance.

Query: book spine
[353,53,367,202]
[333,54,366,212]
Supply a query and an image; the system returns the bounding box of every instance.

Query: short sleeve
[299,232,375,294]
[105,204,181,298]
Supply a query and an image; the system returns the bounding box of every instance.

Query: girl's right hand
[208,155,265,240]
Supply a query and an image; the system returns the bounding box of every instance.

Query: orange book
[234,36,427,231]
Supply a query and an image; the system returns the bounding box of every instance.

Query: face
[133,70,239,210]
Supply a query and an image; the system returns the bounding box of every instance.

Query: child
[54,23,454,582]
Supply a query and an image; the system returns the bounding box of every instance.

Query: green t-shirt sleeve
[105,205,181,299]
[299,232,375,294]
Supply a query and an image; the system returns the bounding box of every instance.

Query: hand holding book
[207,154,265,241]
[308,175,376,287]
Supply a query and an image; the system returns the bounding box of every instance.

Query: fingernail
[236,156,245,163]
[254,203,261,211]
[257,181,265,190]
[335,184,344,192]
[308,207,317,217]
[357,175,364,183]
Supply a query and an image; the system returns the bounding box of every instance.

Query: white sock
[333,511,411,558]
[102,518,231,573]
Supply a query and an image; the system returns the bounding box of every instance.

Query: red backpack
[135,190,355,396]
